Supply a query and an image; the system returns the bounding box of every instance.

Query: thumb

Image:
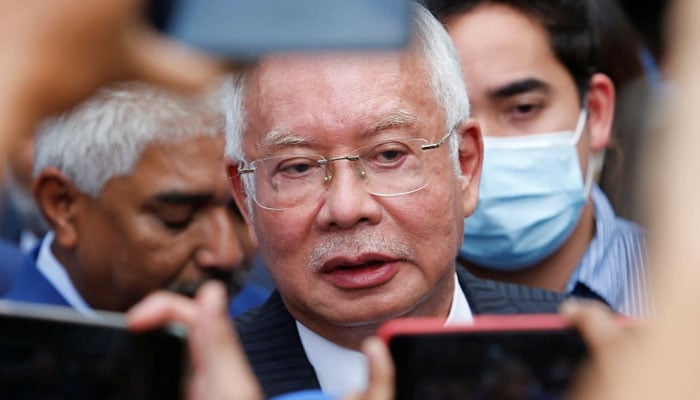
[187,281,263,400]
[344,337,394,400]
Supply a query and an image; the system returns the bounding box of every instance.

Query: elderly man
[4,83,249,314]
[223,4,565,398]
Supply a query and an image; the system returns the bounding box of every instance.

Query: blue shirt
[566,185,651,317]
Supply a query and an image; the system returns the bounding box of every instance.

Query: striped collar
[566,185,649,317]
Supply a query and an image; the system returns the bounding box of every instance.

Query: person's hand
[343,337,395,400]
[559,299,639,399]
[0,0,224,160]
[127,281,263,400]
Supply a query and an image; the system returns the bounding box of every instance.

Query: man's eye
[508,102,542,119]
[367,143,410,166]
[157,208,195,230]
[377,149,404,163]
[276,159,319,177]
[161,217,192,230]
[515,103,541,114]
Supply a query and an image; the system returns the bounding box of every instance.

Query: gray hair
[222,3,470,211]
[34,82,224,196]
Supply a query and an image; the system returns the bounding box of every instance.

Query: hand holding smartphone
[378,315,590,400]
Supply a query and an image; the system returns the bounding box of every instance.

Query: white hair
[34,82,224,196]
[221,3,470,212]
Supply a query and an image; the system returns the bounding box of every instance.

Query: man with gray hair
[4,82,249,314]
[225,4,565,398]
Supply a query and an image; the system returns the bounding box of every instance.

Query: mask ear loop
[583,150,605,196]
[571,106,600,196]
[570,108,589,145]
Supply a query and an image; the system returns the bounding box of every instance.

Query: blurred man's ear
[226,162,258,248]
[586,73,616,152]
[457,118,483,217]
[33,168,82,249]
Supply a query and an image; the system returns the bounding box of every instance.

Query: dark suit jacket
[3,246,70,307]
[0,239,29,296]
[235,268,566,398]
[0,195,23,245]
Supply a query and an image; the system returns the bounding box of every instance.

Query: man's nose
[316,161,382,230]
[195,208,247,271]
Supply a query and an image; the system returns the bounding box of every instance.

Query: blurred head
[33,82,249,312]
[222,4,483,347]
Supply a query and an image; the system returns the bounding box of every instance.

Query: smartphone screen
[0,301,186,400]
[147,0,413,59]
[382,316,589,400]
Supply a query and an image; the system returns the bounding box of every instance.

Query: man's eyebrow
[489,78,551,99]
[365,110,418,137]
[260,129,310,151]
[257,110,418,150]
[153,191,213,206]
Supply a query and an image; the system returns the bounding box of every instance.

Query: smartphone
[378,315,589,400]
[147,0,413,59]
[0,300,186,400]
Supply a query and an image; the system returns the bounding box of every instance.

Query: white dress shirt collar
[297,272,472,395]
[36,232,96,316]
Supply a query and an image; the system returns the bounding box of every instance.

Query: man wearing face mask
[431,0,650,317]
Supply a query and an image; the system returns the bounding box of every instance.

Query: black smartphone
[378,315,590,400]
[0,300,186,400]
[147,0,413,59]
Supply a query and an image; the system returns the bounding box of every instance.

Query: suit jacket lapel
[4,250,71,307]
[235,291,321,398]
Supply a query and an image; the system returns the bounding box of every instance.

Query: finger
[188,281,264,400]
[126,290,198,331]
[193,281,245,364]
[559,298,621,353]
[349,337,394,400]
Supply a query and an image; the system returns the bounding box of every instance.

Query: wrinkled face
[445,3,590,173]
[74,135,247,311]
[233,51,480,334]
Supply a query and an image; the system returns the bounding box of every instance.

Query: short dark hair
[426,0,599,102]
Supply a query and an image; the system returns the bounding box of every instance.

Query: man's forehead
[236,48,443,157]
[118,136,227,189]
[249,48,428,99]
[258,50,404,76]
[246,50,429,118]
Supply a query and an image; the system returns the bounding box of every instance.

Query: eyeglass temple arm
[238,162,255,175]
[421,131,453,151]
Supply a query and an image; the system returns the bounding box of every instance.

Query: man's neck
[51,241,124,312]
[461,202,595,292]
[290,270,457,350]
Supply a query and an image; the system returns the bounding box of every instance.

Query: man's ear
[586,73,616,152]
[33,168,83,249]
[227,162,258,248]
[457,118,483,217]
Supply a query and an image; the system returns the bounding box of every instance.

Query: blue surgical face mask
[460,109,603,270]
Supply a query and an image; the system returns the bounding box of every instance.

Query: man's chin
[167,270,248,300]
[168,283,200,299]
